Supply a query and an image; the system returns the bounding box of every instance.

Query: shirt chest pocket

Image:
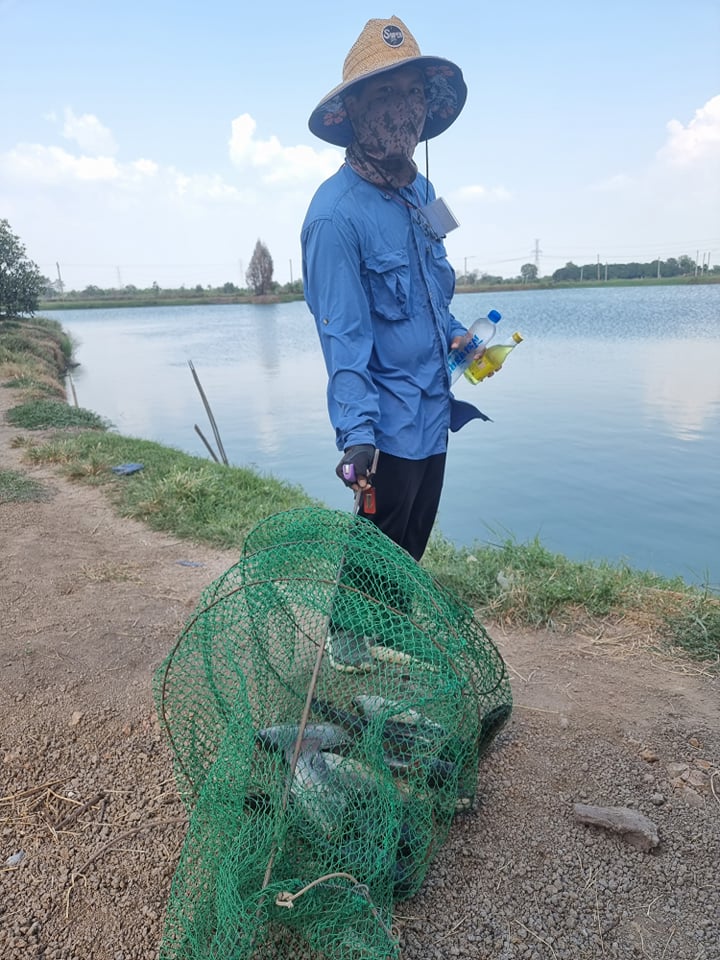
[363,250,411,322]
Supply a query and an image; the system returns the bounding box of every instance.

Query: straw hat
[309,16,467,147]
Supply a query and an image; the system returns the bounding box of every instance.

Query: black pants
[359,450,447,561]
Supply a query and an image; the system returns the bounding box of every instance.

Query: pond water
[53,283,720,587]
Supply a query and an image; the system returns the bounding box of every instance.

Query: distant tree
[677,255,695,275]
[246,239,274,295]
[0,219,44,316]
[552,262,581,282]
[520,263,538,282]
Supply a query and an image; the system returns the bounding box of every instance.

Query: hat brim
[308,56,467,147]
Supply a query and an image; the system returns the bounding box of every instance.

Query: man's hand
[449,336,496,378]
[336,445,377,488]
[450,334,485,363]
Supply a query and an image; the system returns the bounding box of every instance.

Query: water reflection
[640,339,720,441]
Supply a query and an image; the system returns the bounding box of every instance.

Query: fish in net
[154,507,512,959]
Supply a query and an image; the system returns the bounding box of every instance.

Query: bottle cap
[512,332,523,343]
[488,309,501,323]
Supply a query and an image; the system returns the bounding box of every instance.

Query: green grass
[0,468,53,504]
[2,315,718,666]
[6,398,109,430]
[23,430,318,548]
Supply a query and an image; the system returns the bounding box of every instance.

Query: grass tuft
[0,469,53,504]
[6,399,109,430]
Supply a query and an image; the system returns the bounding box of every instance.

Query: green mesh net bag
[154,507,512,960]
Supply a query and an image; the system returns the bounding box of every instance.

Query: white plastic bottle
[448,309,501,383]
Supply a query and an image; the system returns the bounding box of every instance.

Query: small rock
[650,793,665,806]
[666,761,690,779]
[640,748,659,763]
[679,786,705,809]
[69,710,83,727]
[688,736,701,748]
[573,803,659,852]
[686,769,710,790]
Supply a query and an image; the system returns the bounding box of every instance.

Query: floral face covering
[344,71,427,189]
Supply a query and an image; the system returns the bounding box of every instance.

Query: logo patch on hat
[382,24,404,47]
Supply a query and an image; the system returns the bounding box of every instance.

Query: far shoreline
[39,275,720,311]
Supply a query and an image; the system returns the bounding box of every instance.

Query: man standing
[302,16,486,563]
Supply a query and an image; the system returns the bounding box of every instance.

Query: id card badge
[418,197,460,238]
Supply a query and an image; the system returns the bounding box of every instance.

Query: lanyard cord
[424,140,430,204]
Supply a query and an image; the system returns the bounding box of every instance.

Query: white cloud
[229,113,341,183]
[171,169,252,203]
[0,144,121,183]
[660,94,720,166]
[62,108,118,156]
[0,109,322,289]
[0,139,247,203]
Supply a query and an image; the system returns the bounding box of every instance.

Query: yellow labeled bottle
[465,332,523,384]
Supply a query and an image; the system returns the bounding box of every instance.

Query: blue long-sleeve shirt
[301,163,479,459]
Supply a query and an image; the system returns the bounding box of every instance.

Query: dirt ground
[1,385,718,960]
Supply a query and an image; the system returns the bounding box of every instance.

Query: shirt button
[322,317,329,325]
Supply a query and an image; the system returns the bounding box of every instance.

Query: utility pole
[597,255,601,281]
[656,258,661,279]
[289,259,293,285]
[55,262,65,297]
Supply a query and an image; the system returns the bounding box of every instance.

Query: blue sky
[1,0,718,290]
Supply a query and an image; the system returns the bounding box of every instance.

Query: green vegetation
[6,398,108,430]
[457,253,719,289]
[0,220,45,317]
[1,315,718,666]
[22,431,316,548]
[246,238,274,296]
[0,468,52,504]
[0,315,74,397]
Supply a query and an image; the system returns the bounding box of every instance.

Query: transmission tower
[533,239,542,271]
